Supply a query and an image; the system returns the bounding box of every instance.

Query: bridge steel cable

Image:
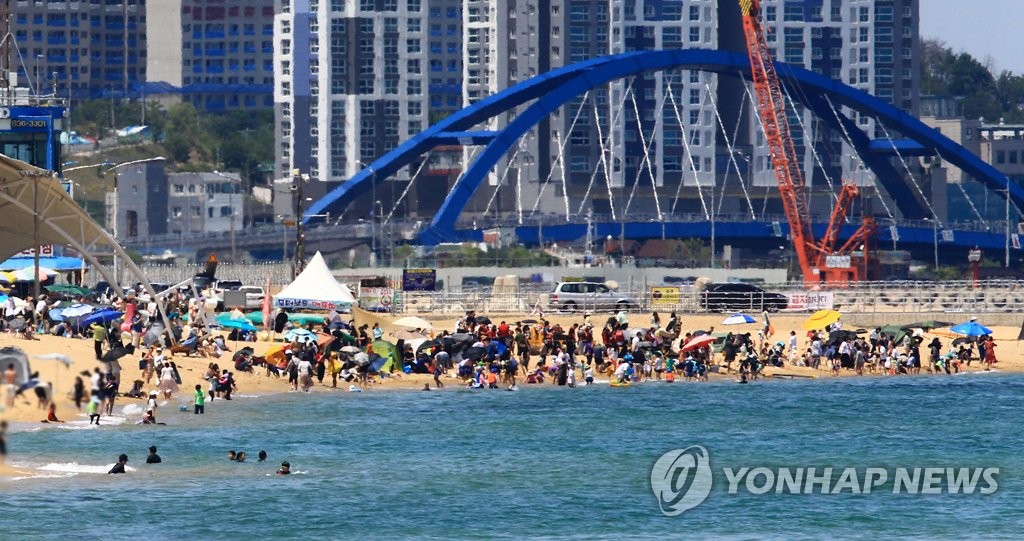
[300,50,1024,248]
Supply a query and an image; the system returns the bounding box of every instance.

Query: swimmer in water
[422,384,430,391]
[146,445,162,464]
[277,461,291,475]
[227,450,236,461]
[108,453,128,474]
[258,450,267,462]
[236,451,247,462]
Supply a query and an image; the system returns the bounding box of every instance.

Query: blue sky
[920,0,1024,74]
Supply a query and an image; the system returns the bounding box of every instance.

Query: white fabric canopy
[273,251,355,310]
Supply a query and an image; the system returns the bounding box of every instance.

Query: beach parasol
[80,308,123,327]
[45,284,91,297]
[392,316,433,330]
[340,345,361,354]
[416,339,442,353]
[220,318,257,332]
[802,309,841,331]
[33,353,73,367]
[722,313,756,325]
[463,346,487,360]
[950,321,992,337]
[0,271,14,284]
[103,346,129,363]
[520,319,539,324]
[12,266,57,282]
[392,329,427,341]
[34,353,73,391]
[283,328,315,342]
[61,304,95,318]
[680,334,716,352]
[449,332,475,343]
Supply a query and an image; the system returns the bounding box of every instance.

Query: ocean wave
[37,462,135,475]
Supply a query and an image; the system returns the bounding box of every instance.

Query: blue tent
[950,321,992,337]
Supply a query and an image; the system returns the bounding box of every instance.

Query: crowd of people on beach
[341,310,1002,388]
[0,276,1007,426]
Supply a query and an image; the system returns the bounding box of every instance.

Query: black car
[700,283,788,312]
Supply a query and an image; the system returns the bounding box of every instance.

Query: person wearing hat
[276,461,291,475]
[108,453,129,474]
[146,445,162,464]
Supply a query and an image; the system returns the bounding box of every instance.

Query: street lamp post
[1005,187,1011,268]
[211,170,243,262]
[375,200,384,268]
[291,169,307,278]
[63,156,166,277]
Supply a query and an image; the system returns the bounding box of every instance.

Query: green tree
[920,39,1001,121]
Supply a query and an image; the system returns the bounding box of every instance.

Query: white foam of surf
[35,462,136,475]
[121,403,144,416]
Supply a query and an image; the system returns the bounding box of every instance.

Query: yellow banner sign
[651,286,680,306]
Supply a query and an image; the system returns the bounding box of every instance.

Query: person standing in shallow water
[194,384,205,414]
[108,453,128,474]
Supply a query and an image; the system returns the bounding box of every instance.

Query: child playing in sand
[41,403,63,423]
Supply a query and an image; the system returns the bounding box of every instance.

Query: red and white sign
[17,245,54,257]
[784,291,834,311]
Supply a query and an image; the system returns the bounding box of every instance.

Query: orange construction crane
[738,0,875,286]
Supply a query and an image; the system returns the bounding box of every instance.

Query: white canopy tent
[273,251,355,311]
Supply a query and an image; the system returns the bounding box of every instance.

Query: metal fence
[126,262,293,286]
[391,280,1024,316]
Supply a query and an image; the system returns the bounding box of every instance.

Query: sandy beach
[1,310,1022,433]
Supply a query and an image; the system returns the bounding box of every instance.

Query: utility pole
[292,169,305,278]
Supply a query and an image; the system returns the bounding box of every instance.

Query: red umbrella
[681,334,717,352]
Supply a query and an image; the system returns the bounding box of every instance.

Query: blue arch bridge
[296,50,1023,263]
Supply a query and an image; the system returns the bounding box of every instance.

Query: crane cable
[779,84,840,205]
[821,94,896,221]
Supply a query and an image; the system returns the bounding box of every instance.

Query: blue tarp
[0,256,86,272]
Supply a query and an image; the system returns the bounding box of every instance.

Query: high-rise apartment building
[145,0,276,111]
[1,0,147,100]
[732,0,920,199]
[274,0,462,193]
[277,0,919,220]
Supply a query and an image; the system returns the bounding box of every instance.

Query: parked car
[238,285,266,310]
[699,282,788,312]
[217,280,244,291]
[546,281,640,312]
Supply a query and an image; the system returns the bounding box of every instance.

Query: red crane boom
[738,0,874,286]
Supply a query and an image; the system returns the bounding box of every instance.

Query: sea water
[2,374,1023,539]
